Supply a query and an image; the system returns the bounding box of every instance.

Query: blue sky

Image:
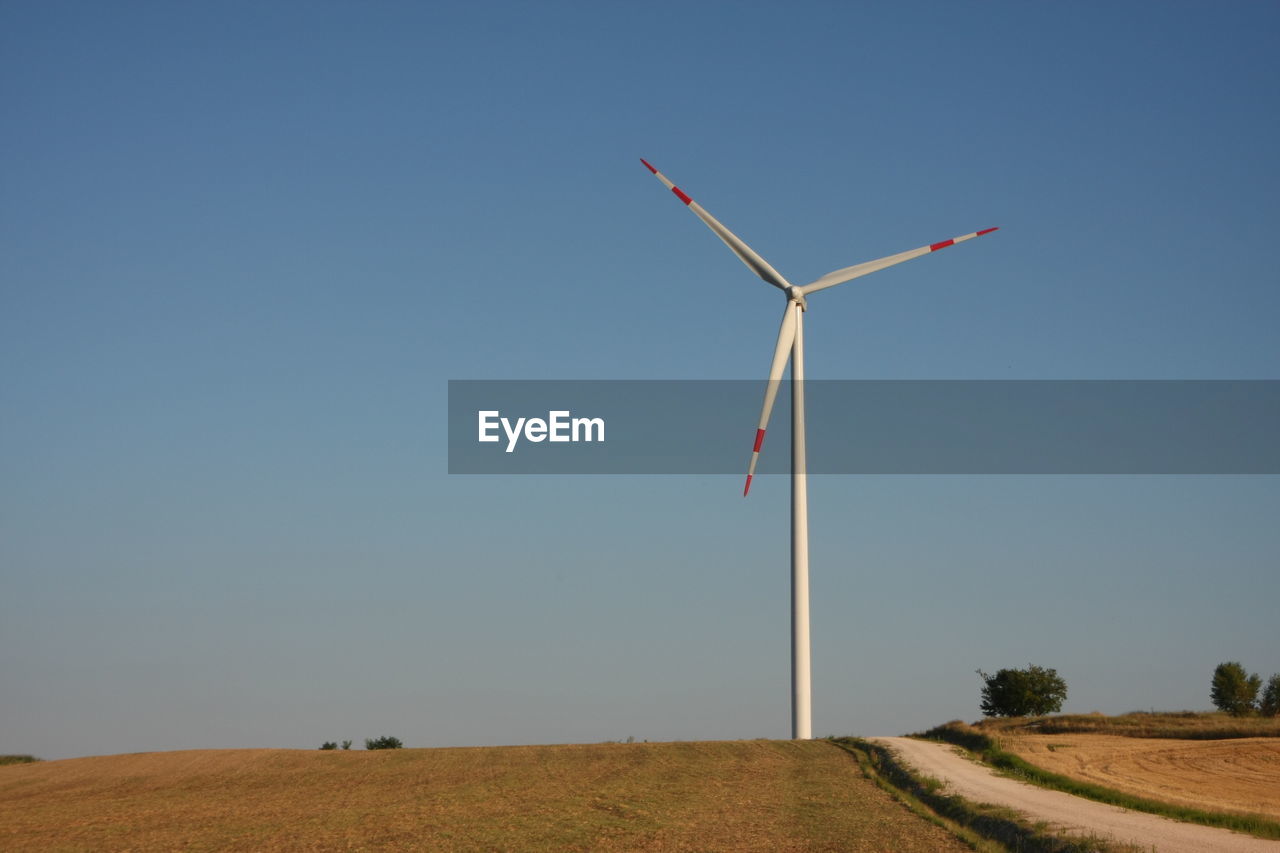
[2,1,1278,759]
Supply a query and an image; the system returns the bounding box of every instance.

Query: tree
[977,664,1068,717]
[1210,662,1261,716]
[365,735,403,750]
[341,740,353,750]
[319,741,338,750]
[1259,674,1280,718]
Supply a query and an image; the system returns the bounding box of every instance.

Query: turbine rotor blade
[641,159,791,292]
[745,301,799,496]
[799,227,999,296]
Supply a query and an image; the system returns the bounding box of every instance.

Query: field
[999,733,1280,821]
[980,711,1280,741]
[0,740,969,852]
[926,712,1280,837]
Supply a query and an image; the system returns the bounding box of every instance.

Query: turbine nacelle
[785,286,809,311]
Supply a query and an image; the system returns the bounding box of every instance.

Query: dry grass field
[1000,733,1280,821]
[0,740,970,852]
[983,711,1280,741]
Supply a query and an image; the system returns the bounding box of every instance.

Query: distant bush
[917,720,991,752]
[1211,662,1261,716]
[1261,675,1280,718]
[977,664,1067,717]
[365,735,403,750]
[0,755,40,766]
[320,739,354,750]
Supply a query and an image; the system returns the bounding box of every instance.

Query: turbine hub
[785,286,808,311]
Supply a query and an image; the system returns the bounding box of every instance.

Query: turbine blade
[641,159,791,292]
[745,302,798,496]
[799,227,999,296]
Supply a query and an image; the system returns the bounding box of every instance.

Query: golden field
[0,740,969,852]
[1000,733,1280,821]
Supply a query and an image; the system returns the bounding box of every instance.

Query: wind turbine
[640,158,997,739]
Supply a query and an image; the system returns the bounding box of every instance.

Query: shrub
[977,664,1068,717]
[319,741,338,750]
[365,735,403,750]
[1261,675,1280,718]
[341,740,352,750]
[1210,662,1261,716]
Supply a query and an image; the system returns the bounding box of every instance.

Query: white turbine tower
[641,159,998,739]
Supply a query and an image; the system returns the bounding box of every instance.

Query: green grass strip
[920,724,1280,841]
[832,738,1000,852]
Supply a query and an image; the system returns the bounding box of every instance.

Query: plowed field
[1002,734,1280,820]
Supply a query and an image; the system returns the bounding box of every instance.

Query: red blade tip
[640,158,657,174]
[743,474,753,496]
[977,227,999,236]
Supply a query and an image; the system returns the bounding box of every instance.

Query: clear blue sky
[2,1,1277,759]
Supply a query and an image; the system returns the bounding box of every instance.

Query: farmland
[0,739,968,852]
[1000,733,1280,821]
[969,712,1280,822]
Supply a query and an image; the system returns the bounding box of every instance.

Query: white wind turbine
[641,158,998,739]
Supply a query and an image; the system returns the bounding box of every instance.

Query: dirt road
[870,737,1280,853]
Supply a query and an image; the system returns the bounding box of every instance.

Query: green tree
[365,735,403,750]
[1210,662,1261,716]
[319,741,338,750]
[977,664,1068,717]
[1260,674,1280,718]
[341,740,353,750]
